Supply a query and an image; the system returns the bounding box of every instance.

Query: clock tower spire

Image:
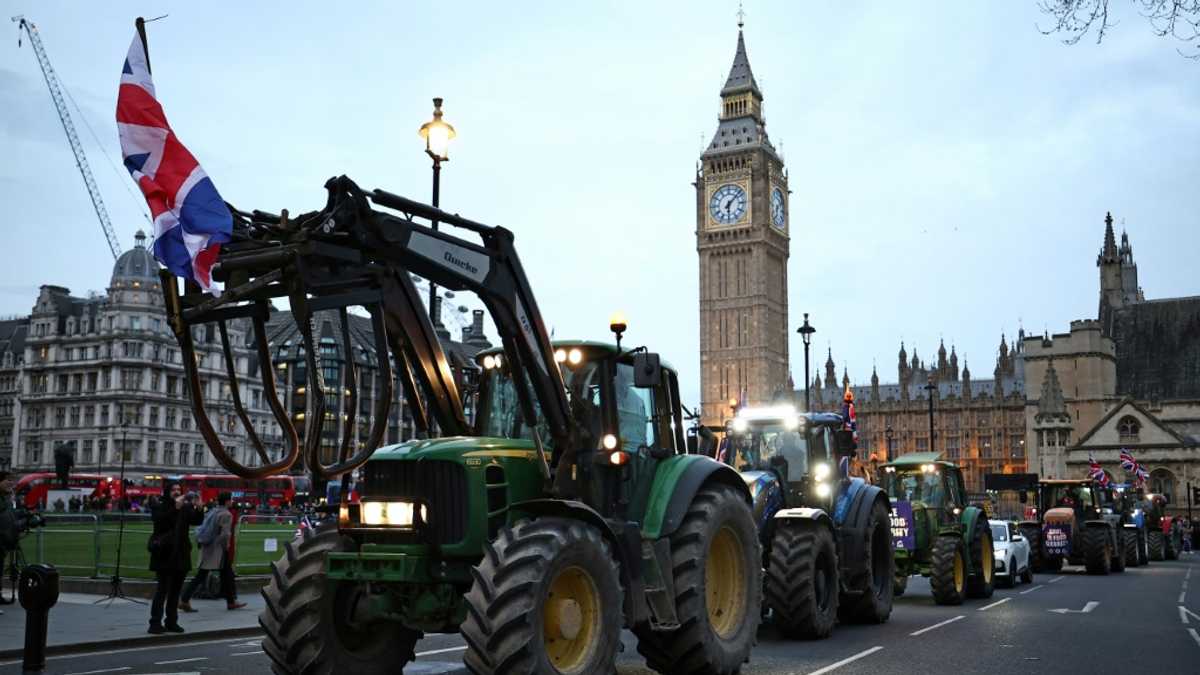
[695,22,790,426]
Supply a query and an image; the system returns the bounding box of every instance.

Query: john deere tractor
[878,454,994,605]
[1144,493,1184,560]
[161,177,761,674]
[1017,479,1125,574]
[721,406,894,639]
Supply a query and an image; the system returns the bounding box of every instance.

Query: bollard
[18,564,60,672]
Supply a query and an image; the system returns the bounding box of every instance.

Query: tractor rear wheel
[1111,530,1126,573]
[634,484,760,675]
[461,518,622,675]
[1084,526,1112,575]
[1123,530,1141,568]
[965,518,995,599]
[1148,530,1165,561]
[930,535,967,606]
[838,499,893,624]
[1019,524,1043,572]
[765,520,837,639]
[259,524,420,675]
[1138,530,1149,565]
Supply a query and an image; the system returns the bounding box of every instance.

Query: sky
[2,1,1198,409]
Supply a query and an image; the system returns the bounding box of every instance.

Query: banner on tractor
[1043,523,1071,556]
[890,501,915,550]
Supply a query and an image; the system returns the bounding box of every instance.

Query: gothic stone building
[696,24,791,427]
[807,336,1028,494]
[1026,214,1200,515]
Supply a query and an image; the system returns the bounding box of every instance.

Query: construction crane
[13,15,123,260]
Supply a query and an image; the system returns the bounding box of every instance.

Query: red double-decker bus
[14,472,124,509]
[176,474,299,508]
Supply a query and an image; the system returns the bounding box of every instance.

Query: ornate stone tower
[696,21,789,426]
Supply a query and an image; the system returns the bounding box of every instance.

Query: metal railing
[232,514,298,575]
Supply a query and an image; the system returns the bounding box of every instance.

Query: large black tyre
[1084,526,1113,575]
[1138,530,1149,566]
[765,520,837,639]
[965,517,995,599]
[929,535,967,606]
[1019,524,1043,572]
[838,499,894,624]
[1111,529,1126,573]
[1020,562,1034,584]
[461,518,622,675]
[893,574,908,597]
[1148,530,1165,561]
[1166,525,1182,560]
[634,484,761,675]
[259,524,420,675]
[1123,529,1141,567]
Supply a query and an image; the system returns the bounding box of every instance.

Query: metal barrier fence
[19,511,293,578]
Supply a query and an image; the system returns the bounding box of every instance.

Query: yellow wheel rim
[543,565,600,674]
[981,532,993,585]
[953,549,965,593]
[706,525,747,639]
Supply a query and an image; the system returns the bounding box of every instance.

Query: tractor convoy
[158,178,1186,674]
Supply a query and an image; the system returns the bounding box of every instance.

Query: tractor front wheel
[1138,530,1149,566]
[634,484,761,675]
[765,520,837,639]
[1123,530,1141,568]
[1084,526,1113,575]
[1148,530,1165,561]
[930,535,967,606]
[260,524,421,675]
[838,499,893,624]
[1019,524,1043,572]
[966,518,995,599]
[461,518,622,675]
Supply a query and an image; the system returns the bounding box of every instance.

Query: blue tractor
[721,405,893,639]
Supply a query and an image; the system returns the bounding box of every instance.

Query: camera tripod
[0,543,26,604]
[96,437,145,606]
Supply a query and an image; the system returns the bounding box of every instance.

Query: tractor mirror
[633,352,661,388]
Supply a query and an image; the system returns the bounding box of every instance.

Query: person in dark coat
[148,481,202,634]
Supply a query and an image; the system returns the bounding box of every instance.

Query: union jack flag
[1087,453,1109,487]
[117,20,231,292]
[1119,448,1149,486]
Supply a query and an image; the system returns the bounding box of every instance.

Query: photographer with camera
[147,480,202,634]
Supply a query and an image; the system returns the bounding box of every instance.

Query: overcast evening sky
[1,1,1198,408]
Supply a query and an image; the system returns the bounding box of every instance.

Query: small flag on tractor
[1119,448,1149,487]
[117,17,231,293]
[1087,453,1109,487]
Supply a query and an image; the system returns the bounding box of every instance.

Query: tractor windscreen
[729,423,810,479]
[478,359,603,449]
[1042,484,1091,512]
[882,468,947,508]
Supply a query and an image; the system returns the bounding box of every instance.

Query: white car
[990,519,1033,587]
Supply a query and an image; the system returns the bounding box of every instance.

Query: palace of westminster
[4,23,1198,514]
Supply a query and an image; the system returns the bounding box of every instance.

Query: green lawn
[16,516,296,579]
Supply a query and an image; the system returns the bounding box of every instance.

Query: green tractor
[720,406,894,639]
[162,177,762,674]
[878,454,995,605]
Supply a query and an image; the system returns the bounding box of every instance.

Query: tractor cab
[879,454,969,528]
[1039,480,1103,530]
[723,407,845,507]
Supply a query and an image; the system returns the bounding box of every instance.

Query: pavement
[0,556,1197,674]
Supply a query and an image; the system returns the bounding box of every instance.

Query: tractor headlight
[732,418,748,432]
[813,463,831,481]
[360,500,426,527]
[815,482,832,498]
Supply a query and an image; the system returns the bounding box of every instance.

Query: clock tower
[696,22,790,427]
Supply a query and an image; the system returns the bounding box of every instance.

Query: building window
[98,439,107,465]
[82,439,93,464]
[1118,416,1141,443]
[164,441,175,466]
[100,405,109,426]
[85,405,95,426]
[1150,468,1175,504]
[69,406,80,427]
[146,440,157,465]
[25,440,42,465]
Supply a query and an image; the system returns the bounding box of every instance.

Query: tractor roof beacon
[161,176,762,675]
[879,454,995,605]
[722,406,894,638]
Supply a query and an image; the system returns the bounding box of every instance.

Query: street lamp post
[418,97,457,323]
[797,314,815,412]
[885,424,894,462]
[924,376,936,455]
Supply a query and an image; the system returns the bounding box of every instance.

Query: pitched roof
[721,30,761,96]
[1072,396,1194,448]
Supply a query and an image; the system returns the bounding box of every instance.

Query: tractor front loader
[161,176,761,675]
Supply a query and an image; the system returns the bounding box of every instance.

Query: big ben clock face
[709,184,747,225]
[771,188,786,229]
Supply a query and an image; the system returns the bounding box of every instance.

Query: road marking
[62,669,131,675]
[154,657,209,665]
[1188,567,1193,580]
[1048,576,1065,583]
[416,646,469,657]
[1181,605,1191,624]
[1189,628,1200,648]
[231,651,265,656]
[1049,601,1099,614]
[910,615,965,636]
[0,635,258,667]
[1181,606,1200,623]
[1020,584,1045,595]
[978,598,1011,611]
[1180,591,1187,604]
[1184,581,1189,590]
[805,646,884,675]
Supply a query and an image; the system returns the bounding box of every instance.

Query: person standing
[0,471,19,615]
[179,492,246,612]
[148,481,202,634]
